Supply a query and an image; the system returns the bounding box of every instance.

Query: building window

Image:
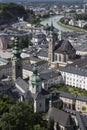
[32,85,34,88]
[78,107,80,110]
[59,55,61,61]
[18,66,21,70]
[54,54,57,61]
[39,103,41,108]
[64,55,66,62]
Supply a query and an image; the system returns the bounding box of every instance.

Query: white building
[59,66,87,90]
[78,20,87,28]
[69,19,77,26]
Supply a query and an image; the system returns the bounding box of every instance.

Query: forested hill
[0,3,28,25]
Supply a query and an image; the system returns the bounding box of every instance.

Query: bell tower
[48,23,55,66]
[12,37,22,81]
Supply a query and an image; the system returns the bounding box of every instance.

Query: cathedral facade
[48,27,76,67]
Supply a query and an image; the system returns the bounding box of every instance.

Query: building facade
[47,25,76,67]
[59,66,87,90]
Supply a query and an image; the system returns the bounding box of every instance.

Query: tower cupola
[29,64,41,84]
[29,64,42,93]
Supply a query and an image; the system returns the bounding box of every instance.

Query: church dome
[29,63,41,84]
[29,75,41,84]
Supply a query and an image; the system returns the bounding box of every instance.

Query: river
[40,15,72,32]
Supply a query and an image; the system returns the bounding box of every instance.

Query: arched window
[64,55,66,62]
[54,54,57,61]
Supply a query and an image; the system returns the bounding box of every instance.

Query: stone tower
[29,64,42,94]
[48,24,55,66]
[12,37,22,81]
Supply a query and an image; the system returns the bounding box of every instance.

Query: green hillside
[0,3,27,24]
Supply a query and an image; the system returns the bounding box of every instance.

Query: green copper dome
[29,75,41,84]
[29,64,41,84]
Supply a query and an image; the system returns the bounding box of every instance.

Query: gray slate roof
[48,107,72,127]
[23,60,48,73]
[59,65,87,77]
[37,50,48,57]
[60,91,75,99]
[54,90,75,100]
[68,57,87,69]
[80,113,87,127]
[76,112,86,130]
[15,77,29,92]
[55,39,75,54]
[8,88,21,100]
[76,95,87,102]
[53,90,87,102]
[23,64,33,71]
[22,56,41,62]
[40,71,61,80]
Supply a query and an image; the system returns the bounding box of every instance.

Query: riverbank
[57,20,86,32]
[40,15,71,31]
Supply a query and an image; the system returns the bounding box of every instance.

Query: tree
[0,94,47,130]
[82,106,86,112]
[0,3,27,25]
[47,118,54,130]
[83,24,87,29]
[34,124,47,130]
[19,36,29,49]
[0,94,15,115]
[74,13,87,21]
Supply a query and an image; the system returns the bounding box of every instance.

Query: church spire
[47,21,55,66]
[12,37,21,61]
[12,37,22,80]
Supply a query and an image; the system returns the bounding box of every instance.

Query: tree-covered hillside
[0,3,27,24]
